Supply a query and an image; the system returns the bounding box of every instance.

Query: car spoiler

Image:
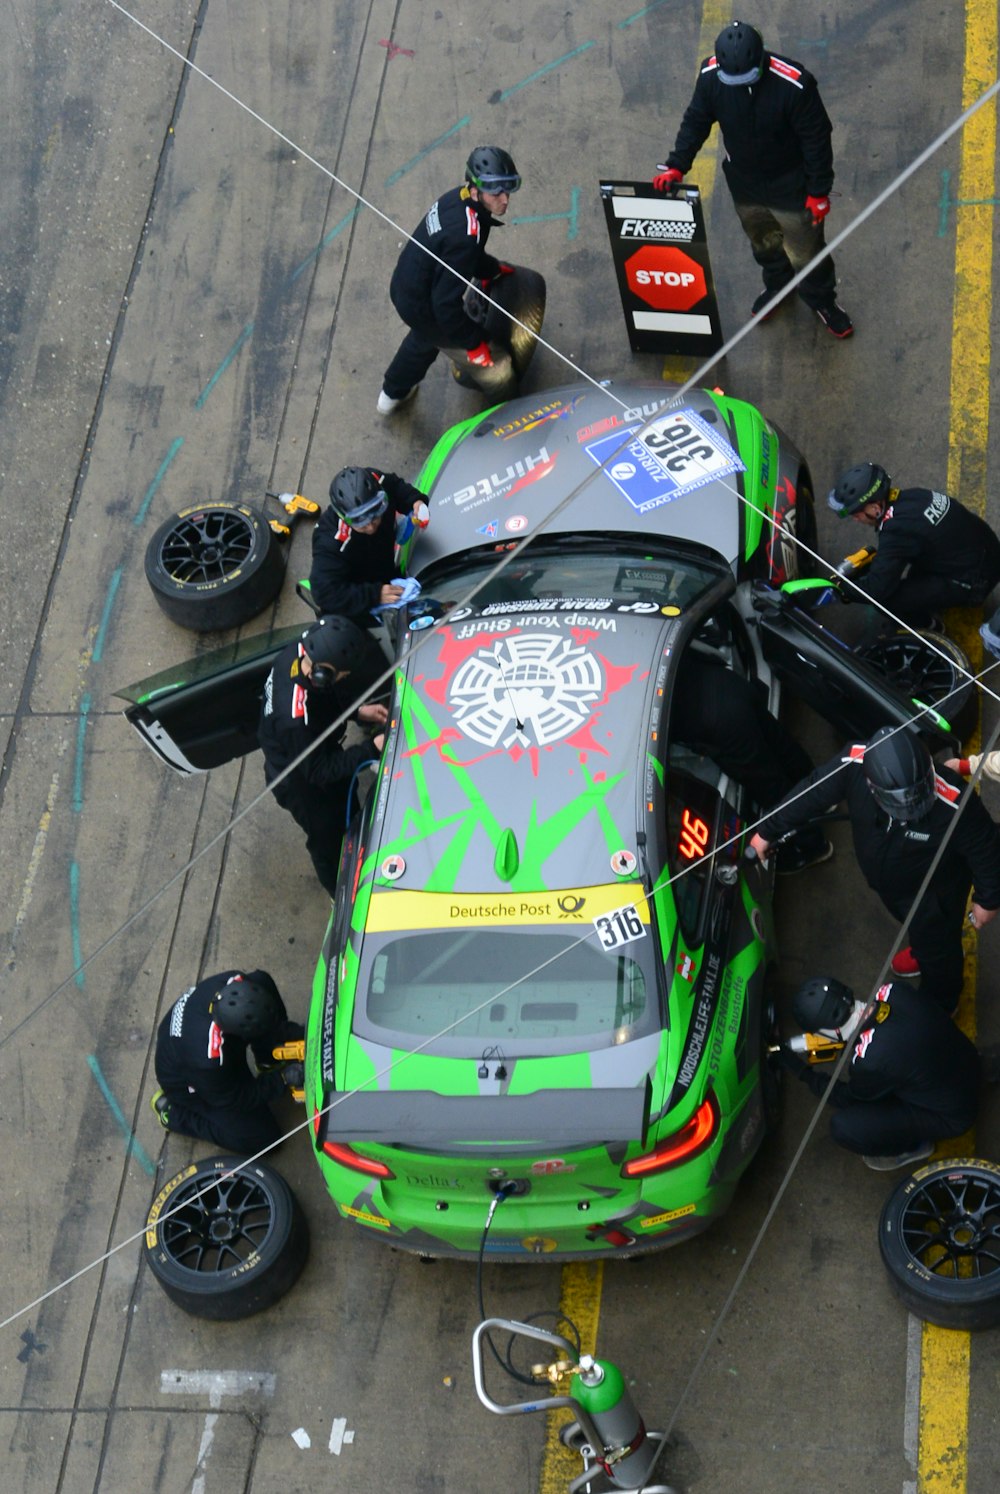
[318,1081,651,1148]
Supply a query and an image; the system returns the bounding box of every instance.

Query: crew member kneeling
[780,976,979,1171]
[151,969,304,1154]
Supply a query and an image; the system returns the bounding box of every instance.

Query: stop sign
[625,245,707,312]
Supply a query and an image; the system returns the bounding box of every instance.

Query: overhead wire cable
[8,0,998,1367]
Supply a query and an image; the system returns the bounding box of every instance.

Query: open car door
[752,583,967,751]
[116,626,302,773]
[117,624,392,774]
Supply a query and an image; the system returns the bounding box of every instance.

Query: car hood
[414,381,752,576]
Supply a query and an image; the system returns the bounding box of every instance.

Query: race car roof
[415,380,750,576]
[371,610,662,896]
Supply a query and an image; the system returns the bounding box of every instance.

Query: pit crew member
[750,726,1000,1012]
[780,975,980,1170]
[309,465,429,622]
[258,617,387,897]
[378,146,521,412]
[653,20,852,335]
[151,970,304,1153]
[828,462,1000,629]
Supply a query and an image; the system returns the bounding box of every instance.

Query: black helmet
[301,616,366,689]
[863,725,936,822]
[465,146,521,195]
[328,466,389,528]
[715,21,765,84]
[213,975,282,1040]
[792,977,855,1032]
[827,462,891,517]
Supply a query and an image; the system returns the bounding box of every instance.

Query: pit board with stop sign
[600,179,723,355]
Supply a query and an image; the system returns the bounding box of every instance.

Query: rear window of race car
[354,926,662,1055]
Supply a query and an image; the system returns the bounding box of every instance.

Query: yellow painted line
[538,1261,604,1492]
[918,0,996,1487]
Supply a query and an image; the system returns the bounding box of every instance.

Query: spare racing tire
[856,629,975,740]
[145,502,284,631]
[486,264,547,383]
[449,264,547,396]
[878,1158,1000,1330]
[144,1155,309,1319]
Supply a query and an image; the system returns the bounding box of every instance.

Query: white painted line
[160,1370,277,1489]
[329,1416,356,1455]
[903,1312,922,1488]
[192,1412,218,1494]
[291,1427,311,1449]
[160,1369,276,1406]
[903,1314,921,1465]
[9,772,61,967]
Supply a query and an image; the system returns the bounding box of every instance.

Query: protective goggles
[473,173,522,195]
[867,777,935,822]
[342,490,389,527]
[717,64,762,85]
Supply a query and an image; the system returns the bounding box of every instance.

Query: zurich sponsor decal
[585,424,683,514]
[586,408,744,514]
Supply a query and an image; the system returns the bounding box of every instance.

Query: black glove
[777,1047,807,1079]
[282,1062,305,1088]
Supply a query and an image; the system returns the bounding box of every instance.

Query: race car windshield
[423,545,720,616]
[357,927,660,1055]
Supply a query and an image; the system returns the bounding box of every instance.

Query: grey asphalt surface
[3,2,1000,1491]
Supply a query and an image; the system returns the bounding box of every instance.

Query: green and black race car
[121,380,968,1259]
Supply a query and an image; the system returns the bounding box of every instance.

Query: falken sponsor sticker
[639,1202,697,1230]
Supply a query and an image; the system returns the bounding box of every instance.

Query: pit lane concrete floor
[1,1,998,1491]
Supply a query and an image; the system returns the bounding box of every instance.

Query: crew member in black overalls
[780,975,980,1169]
[653,21,851,335]
[258,617,387,897]
[828,462,1000,628]
[378,146,521,412]
[750,725,1000,1012]
[151,970,304,1153]
[309,465,429,623]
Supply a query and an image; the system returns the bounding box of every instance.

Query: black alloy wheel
[144,1156,309,1319]
[878,1158,1000,1329]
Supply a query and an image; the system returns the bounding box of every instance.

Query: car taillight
[313,1108,395,1178]
[621,1093,719,1178]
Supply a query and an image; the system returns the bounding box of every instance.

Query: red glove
[805,194,831,225]
[495,262,515,276]
[653,167,684,191]
[467,342,494,368]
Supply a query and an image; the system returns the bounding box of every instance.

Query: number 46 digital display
[678,807,710,861]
